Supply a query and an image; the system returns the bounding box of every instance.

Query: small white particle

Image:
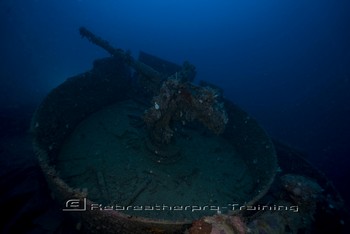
[154,102,160,110]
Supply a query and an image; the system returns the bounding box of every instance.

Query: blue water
[1,0,349,232]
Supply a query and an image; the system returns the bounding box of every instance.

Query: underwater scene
[1,1,349,233]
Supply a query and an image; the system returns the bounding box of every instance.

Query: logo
[62,198,87,211]
[62,198,299,213]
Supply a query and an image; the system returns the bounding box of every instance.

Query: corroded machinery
[31,27,337,233]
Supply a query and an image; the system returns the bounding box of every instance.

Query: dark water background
[1,0,349,232]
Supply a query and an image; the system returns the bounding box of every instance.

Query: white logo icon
[62,198,87,211]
